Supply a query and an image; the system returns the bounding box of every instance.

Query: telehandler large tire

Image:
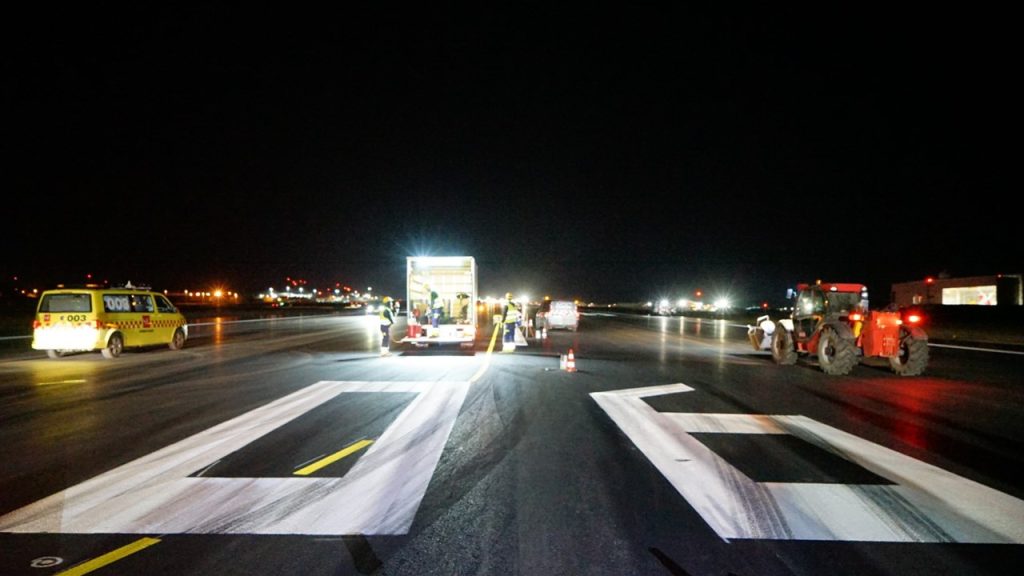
[889,328,928,376]
[771,327,797,365]
[817,326,857,375]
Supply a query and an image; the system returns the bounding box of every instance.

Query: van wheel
[168,329,186,350]
[46,350,65,359]
[102,333,124,359]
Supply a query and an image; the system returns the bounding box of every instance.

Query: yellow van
[32,287,188,359]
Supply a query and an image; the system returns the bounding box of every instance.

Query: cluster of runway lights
[650,297,731,315]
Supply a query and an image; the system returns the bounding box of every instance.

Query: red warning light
[925,277,935,284]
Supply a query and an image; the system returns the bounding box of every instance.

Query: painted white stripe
[0,380,469,535]
[592,383,1024,542]
[927,343,1024,355]
[665,413,789,434]
[644,315,1024,356]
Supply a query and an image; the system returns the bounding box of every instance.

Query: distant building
[891,274,1022,307]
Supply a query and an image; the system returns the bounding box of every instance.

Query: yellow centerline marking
[294,439,375,476]
[469,323,502,383]
[56,537,161,576]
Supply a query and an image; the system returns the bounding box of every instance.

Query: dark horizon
[4,6,1019,306]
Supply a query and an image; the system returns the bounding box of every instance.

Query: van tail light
[33,320,41,329]
[848,313,863,322]
[906,314,923,325]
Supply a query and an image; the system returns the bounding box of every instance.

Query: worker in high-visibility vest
[426,284,443,330]
[379,296,395,356]
[501,292,520,352]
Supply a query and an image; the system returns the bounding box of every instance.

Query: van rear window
[39,294,92,313]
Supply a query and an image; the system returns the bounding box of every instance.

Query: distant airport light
[714,298,730,309]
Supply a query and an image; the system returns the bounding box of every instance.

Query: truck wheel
[771,327,797,365]
[817,327,857,375]
[102,333,124,359]
[46,350,65,359]
[168,328,186,351]
[889,329,928,376]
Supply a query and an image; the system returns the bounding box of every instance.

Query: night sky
[4,5,1019,304]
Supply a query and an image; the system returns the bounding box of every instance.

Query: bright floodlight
[714,298,731,309]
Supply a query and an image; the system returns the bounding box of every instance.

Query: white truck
[402,256,478,347]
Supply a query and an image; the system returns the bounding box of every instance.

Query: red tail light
[906,314,922,324]
[33,320,41,329]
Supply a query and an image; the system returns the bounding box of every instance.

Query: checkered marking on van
[111,319,185,329]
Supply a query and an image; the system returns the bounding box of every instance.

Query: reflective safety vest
[504,302,520,324]
[379,305,394,325]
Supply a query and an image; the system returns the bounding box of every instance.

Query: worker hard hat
[505,292,513,300]
[383,296,392,303]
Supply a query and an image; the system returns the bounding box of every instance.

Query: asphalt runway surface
[1,311,1022,575]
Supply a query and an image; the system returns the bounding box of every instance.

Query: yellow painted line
[485,322,501,354]
[469,323,502,384]
[56,537,161,576]
[294,439,374,476]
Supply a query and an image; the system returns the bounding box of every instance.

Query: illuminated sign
[941,285,997,305]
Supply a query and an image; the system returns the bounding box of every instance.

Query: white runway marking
[0,380,469,535]
[592,383,1024,542]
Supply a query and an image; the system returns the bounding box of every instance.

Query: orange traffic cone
[565,348,577,372]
